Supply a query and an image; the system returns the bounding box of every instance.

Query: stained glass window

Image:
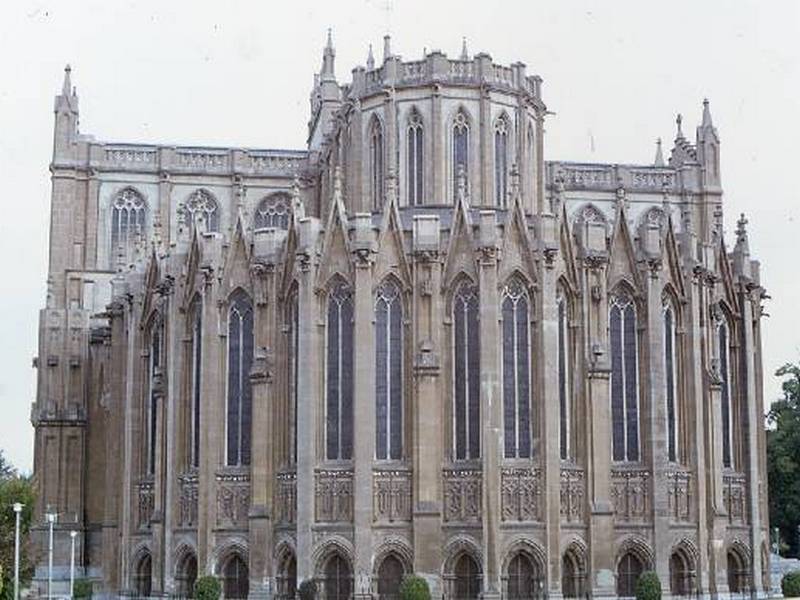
[453,110,469,201]
[453,281,480,460]
[375,280,403,460]
[663,301,678,463]
[494,116,509,207]
[719,321,732,469]
[407,111,424,206]
[617,553,644,598]
[147,321,162,475]
[326,281,354,461]
[287,290,299,465]
[111,187,146,262]
[610,290,639,462]
[226,290,253,466]
[255,193,291,230]
[558,293,572,461]
[502,278,532,459]
[370,117,384,210]
[190,301,202,469]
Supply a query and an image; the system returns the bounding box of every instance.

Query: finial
[736,212,749,243]
[321,29,336,78]
[460,37,469,61]
[456,164,468,204]
[326,28,333,50]
[367,44,375,70]
[676,113,684,139]
[383,34,392,62]
[62,64,72,96]
[702,97,713,128]
[654,137,665,167]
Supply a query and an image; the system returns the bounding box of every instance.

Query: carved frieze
[560,466,585,523]
[276,471,297,525]
[315,469,353,523]
[501,467,542,522]
[373,469,412,523]
[611,468,651,522]
[178,473,198,528]
[215,472,250,529]
[137,480,154,530]
[443,468,481,523]
[666,469,692,523]
[723,473,748,525]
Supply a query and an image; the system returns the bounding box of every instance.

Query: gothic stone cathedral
[32,34,770,599]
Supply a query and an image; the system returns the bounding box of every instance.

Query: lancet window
[453,280,480,461]
[502,277,533,459]
[255,193,291,230]
[407,110,424,205]
[610,289,640,462]
[111,187,147,262]
[370,117,384,210]
[189,300,202,469]
[452,110,470,201]
[146,318,163,476]
[719,319,733,469]
[558,292,573,461]
[325,281,354,461]
[375,279,403,461]
[287,290,299,466]
[226,290,253,467]
[185,189,219,232]
[494,115,509,206]
[663,299,679,463]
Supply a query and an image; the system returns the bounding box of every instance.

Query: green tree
[0,451,35,600]
[768,363,800,557]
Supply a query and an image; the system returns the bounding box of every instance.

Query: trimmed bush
[635,570,661,600]
[73,578,93,599]
[194,575,221,600]
[399,574,431,600]
[298,579,317,600]
[783,570,800,598]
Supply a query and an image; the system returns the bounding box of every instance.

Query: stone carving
[443,468,482,523]
[611,468,650,522]
[315,469,353,522]
[216,472,250,529]
[178,473,198,527]
[276,471,297,525]
[251,153,304,175]
[105,147,156,166]
[373,469,412,522]
[630,169,675,189]
[564,167,614,188]
[723,473,748,525]
[501,467,542,522]
[176,151,228,171]
[560,467,585,522]
[666,469,692,523]
[137,480,154,530]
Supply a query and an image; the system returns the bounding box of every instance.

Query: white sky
[1,0,798,472]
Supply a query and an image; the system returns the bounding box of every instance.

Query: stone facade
[31,34,771,599]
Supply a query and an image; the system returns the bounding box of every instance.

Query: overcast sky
[1,0,798,472]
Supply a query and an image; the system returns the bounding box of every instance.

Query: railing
[500,467,542,522]
[104,146,157,167]
[174,149,229,172]
[442,468,482,523]
[373,468,412,522]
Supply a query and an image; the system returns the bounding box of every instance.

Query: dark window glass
[176,554,198,598]
[377,555,405,600]
[503,279,532,459]
[185,189,219,232]
[610,292,639,462]
[222,554,249,600]
[288,291,299,465]
[255,193,291,230]
[376,280,403,460]
[191,303,202,469]
[558,296,571,461]
[147,323,162,476]
[453,112,469,201]
[278,554,297,599]
[371,119,384,209]
[664,305,677,463]
[111,187,146,263]
[453,282,480,460]
[453,554,481,600]
[407,113,424,205]
[494,118,508,207]
[507,553,540,599]
[617,553,644,597]
[719,323,732,469]
[134,553,152,598]
[727,551,748,593]
[326,282,354,460]
[562,553,584,598]
[669,552,692,597]
[324,555,352,600]
[227,291,253,466]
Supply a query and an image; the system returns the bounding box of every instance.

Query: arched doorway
[561,550,585,598]
[376,554,405,600]
[506,552,543,598]
[176,552,198,598]
[277,551,297,599]
[727,548,749,594]
[222,553,249,599]
[133,552,152,598]
[669,550,693,596]
[323,553,352,600]
[453,554,481,600]
[617,552,644,598]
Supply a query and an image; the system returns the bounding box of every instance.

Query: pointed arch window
[370,117,385,210]
[494,115,509,207]
[407,110,424,206]
[189,300,202,469]
[255,193,291,230]
[663,299,679,463]
[502,278,532,459]
[287,289,299,466]
[558,291,573,461]
[185,189,219,232]
[226,291,253,467]
[610,290,639,462]
[453,280,480,460]
[146,319,163,476]
[326,281,354,461]
[111,187,147,261]
[718,319,733,469]
[452,110,470,201]
[375,279,403,460]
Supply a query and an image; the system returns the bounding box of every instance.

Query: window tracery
[370,117,384,210]
[610,290,639,462]
[494,115,509,207]
[326,281,354,461]
[558,292,573,461]
[111,187,147,261]
[663,299,679,463]
[185,189,219,232]
[375,279,403,461]
[453,280,480,461]
[407,110,424,206]
[718,319,733,469]
[255,193,291,230]
[452,110,470,201]
[226,291,253,467]
[502,277,533,459]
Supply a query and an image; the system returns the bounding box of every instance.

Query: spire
[675,113,684,139]
[367,44,375,70]
[62,64,72,96]
[321,29,336,80]
[383,34,392,62]
[460,37,469,60]
[702,98,713,128]
[654,137,665,167]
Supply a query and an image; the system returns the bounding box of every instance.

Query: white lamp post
[45,510,57,600]
[70,530,77,599]
[12,503,23,600]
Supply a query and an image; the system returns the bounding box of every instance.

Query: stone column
[411,216,443,595]
[477,211,501,598]
[479,86,491,206]
[430,86,442,205]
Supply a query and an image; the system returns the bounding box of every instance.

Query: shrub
[194,575,221,600]
[783,570,800,598]
[635,571,661,600]
[73,578,93,598]
[298,579,317,600]
[399,574,431,600]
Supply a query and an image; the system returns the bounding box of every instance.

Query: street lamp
[45,510,57,600]
[70,531,77,599]
[12,503,23,600]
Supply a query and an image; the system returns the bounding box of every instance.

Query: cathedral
[31,33,770,599]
